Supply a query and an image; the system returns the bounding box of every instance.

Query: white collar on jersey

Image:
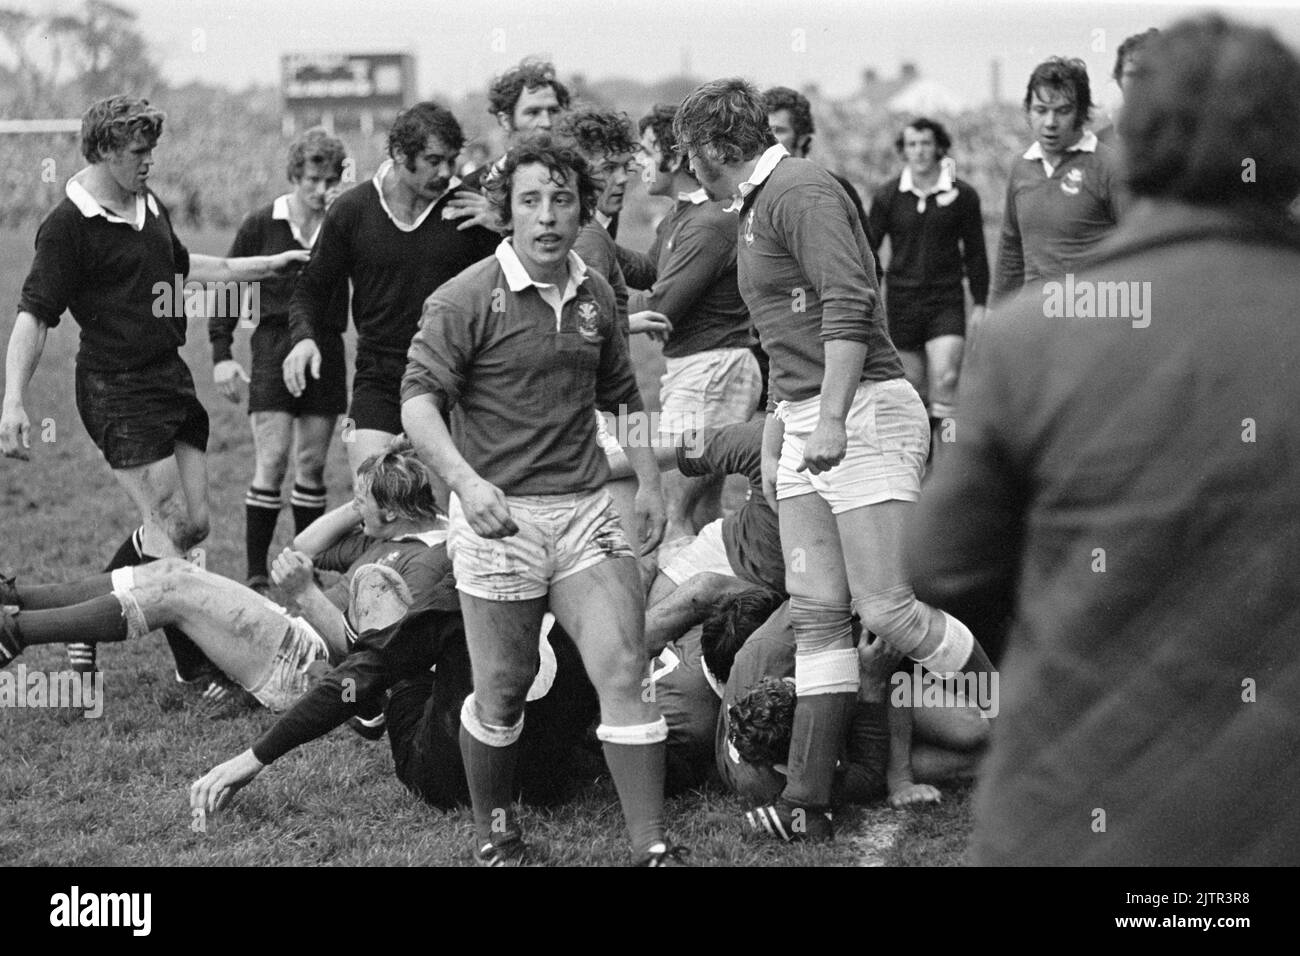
[495,237,589,294]
[372,159,461,233]
[1023,129,1099,176]
[272,193,323,249]
[725,142,789,212]
[677,187,709,205]
[66,177,157,230]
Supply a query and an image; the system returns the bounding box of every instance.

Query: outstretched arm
[188,250,309,283]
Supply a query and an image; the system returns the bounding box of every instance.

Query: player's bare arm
[0,311,49,460]
[270,548,347,657]
[188,249,310,283]
[799,339,868,475]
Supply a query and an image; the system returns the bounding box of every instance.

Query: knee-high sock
[244,486,282,580]
[14,574,115,610]
[781,691,857,810]
[12,595,129,647]
[67,528,146,669]
[598,719,669,856]
[459,695,523,845]
[290,483,327,536]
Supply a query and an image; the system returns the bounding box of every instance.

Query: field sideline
[0,223,972,867]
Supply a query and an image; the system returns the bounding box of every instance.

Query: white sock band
[793,647,861,696]
[915,612,975,679]
[459,694,524,748]
[110,567,150,639]
[596,717,668,745]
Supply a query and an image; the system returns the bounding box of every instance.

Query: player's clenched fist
[271,548,316,599]
[0,404,32,460]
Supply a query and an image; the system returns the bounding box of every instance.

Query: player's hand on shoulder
[445,189,503,234]
[456,476,518,538]
[283,339,321,397]
[0,404,32,461]
[190,748,265,816]
[888,782,942,809]
[271,547,316,598]
[213,359,250,404]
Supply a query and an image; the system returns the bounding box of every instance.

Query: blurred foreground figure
[907,14,1300,865]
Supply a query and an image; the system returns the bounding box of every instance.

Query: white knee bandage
[596,717,668,745]
[460,694,524,748]
[914,612,975,679]
[794,647,861,696]
[110,567,150,640]
[852,583,928,657]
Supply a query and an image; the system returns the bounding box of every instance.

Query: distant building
[281,52,416,137]
[858,63,970,114]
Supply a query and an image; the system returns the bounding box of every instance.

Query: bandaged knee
[596,717,668,746]
[460,693,525,748]
[788,595,854,653]
[852,583,929,657]
[110,567,150,640]
[794,647,860,696]
[914,611,975,679]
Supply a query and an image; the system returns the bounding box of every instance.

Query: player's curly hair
[1114,28,1160,85]
[700,587,785,684]
[81,95,166,163]
[728,677,796,765]
[675,77,776,166]
[894,117,952,157]
[639,103,681,173]
[484,134,598,231]
[1121,14,1300,210]
[387,102,464,172]
[1022,56,1093,129]
[488,58,571,121]
[286,127,348,182]
[557,108,638,162]
[355,436,442,523]
[762,86,815,142]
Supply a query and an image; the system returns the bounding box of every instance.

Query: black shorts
[248,324,347,417]
[348,349,407,435]
[385,628,600,810]
[884,285,967,352]
[75,353,210,470]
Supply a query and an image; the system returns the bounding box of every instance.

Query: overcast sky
[11,0,1300,107]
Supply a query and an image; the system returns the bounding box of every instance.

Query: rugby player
[210,128,350,594]
[400,136,684,866]
[617,104,761,540]
[675,79,992,842]
[988,57,1127,304]
[0,95,308,683]
[1096,28,1160,145]
[762,87,869,231]
[909,15,1300,865]
[866,118,988,448]
[2,442,449,717]
[283,102,498,479]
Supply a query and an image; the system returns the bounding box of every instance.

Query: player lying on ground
[2,443,447,714]
[0,94,309,685]
[210,127,351,595]
[400,135,685,866]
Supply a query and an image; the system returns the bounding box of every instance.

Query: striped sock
[244,486,282,580]
[69,527,147,672]
[290,483,327,536]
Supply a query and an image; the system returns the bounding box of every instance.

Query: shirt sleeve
[154,195,191,279]
[17,210,81,328]
[401,286,476,411]
[640,219,733,328]
[959,186,991,307]
[677,421,761,483]
[594,285,645,415]
[865,187,891,265]
[617,242,659,291]
[315,527,371,574]
[210,212,260,362]
[989,175,1025,306]
[775,183,880,344]
[289,199,351,346]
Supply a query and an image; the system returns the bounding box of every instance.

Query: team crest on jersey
[1061,168,1084,195]
[744,208,756,246]
[385,551,401,564]
[577,301,602,342]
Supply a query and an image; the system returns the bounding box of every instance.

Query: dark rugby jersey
[572,222,630,332]
[650,626,723,791]
[402,241,644,495]
[210,196,349,363]
[625,194,751,359]
[989,134,1126,303]
[736,149,902,406]
[251,528,460,764]
[867,173,989,305]
[19,180,190,372]
[288,164,498,357]
[677,420,783,594]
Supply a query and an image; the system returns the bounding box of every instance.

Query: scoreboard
[280,52,416,134]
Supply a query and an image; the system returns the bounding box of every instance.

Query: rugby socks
[7,595,129,647]
[459,695,524,845]
[67,527,147,671]
[11,573,115,610]
[780,692,857,810]
[290,484,327,536]
[598,719,669,856]
[244,486,282,580]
